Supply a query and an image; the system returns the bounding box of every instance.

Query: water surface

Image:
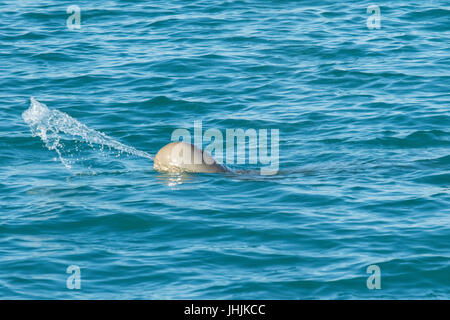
[0,0,449,299]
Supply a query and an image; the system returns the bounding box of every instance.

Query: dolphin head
[153,142,227,174]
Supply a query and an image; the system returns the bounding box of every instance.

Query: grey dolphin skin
[153,142,227,173]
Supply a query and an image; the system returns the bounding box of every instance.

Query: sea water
[0,0,449,299]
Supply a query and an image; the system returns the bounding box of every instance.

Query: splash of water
[22,97,153,170]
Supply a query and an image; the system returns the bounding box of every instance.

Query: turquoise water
[1,0,449,299]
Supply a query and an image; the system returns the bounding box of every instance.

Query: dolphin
[153,142,228,174]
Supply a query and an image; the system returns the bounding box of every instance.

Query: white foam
[22,97,153,170]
